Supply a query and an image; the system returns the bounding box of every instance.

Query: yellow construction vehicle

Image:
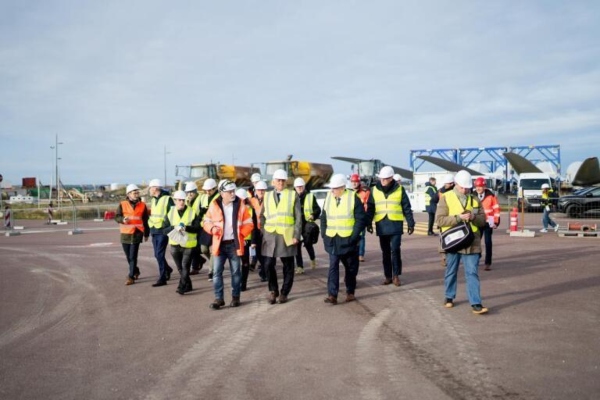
[264,155,333,190]
[176,163,261,189]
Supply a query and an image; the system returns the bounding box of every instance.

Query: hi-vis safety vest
[323,190,355,238]
[441,191,479,234]
[303,192,315,221]
[372,187,404,222]
[167,207,197,248]
[263,189,296,246]
[424,185,437,206]
[187,193,202,214]
[149,195,170,229]
[120,201,146,234]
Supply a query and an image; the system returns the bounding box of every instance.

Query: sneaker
[554,224,560,232]
[444,298,454,308]
[472,304,489,315]
[295,267,304,275]
[539,229,548,233]
[207,272,213,281]
[310,259,317,269]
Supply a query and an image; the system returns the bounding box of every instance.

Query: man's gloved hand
[407,226,414,235]
[366,225,373,234]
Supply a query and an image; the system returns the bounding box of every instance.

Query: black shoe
[230,296,241,307]
[152,280,167,287]
[472,304,489,314]
[165,268,172,281]
[176,288,185,295]
[241,285,247,292]
[210,299,225,310]
[427,231,435,236]
[190,268,200,275]
[207,272,213,281]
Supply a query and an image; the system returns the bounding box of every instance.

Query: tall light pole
[164,145,171,188]
[50,134,63,204]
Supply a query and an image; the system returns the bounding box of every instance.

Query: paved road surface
[1,213,598,399]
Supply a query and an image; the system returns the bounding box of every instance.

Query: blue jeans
[327,250,359,297]
[444,252,482,305]
[358,229,366,257]
[152,234,171,281]
[542,208,556,229]
[212,242,241,300]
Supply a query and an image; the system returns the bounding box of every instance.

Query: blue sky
[1,0,599,186]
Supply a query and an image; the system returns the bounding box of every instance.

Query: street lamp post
[164,146,171,188]
[50,134,63,205]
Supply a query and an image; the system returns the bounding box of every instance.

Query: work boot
[310,259,317,269]
[392,276,401,287]
[209,299,225,310]
[278,294,288,304]
[189,268,200,275]
[268,292,278,305]
[230,296,241,307]
[345,293,356,303]
[125,277,135,286]
[324,295,337,305]
[381,278,392,285]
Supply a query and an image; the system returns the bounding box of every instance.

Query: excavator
[331,156,413,187]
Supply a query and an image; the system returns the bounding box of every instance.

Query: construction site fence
[2,203,122,221]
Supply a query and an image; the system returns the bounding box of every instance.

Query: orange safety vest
[249,197,264,229]
[356,187,370,211]
[479,191,501,225]
[120,200,146,234]
[203,200,254,256]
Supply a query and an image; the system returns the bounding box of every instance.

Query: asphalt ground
[1,212,598,400]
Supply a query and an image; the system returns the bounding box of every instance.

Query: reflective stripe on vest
[372,187,404,222]
[263,190,295,246]
[303,192,315,220]
[149,195,169,228]
[424,186,437,206]
[167,207,197,248]
[120,201,145,234]
[324,190,355,238]
[441,191,479,233]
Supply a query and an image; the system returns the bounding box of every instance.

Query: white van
[517,172,552,211]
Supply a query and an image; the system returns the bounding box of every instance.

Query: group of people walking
[117,166,500,315]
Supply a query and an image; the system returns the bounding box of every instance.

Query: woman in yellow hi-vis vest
[260,169,303,305]
[435,170,489,315]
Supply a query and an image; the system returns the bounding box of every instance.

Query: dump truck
[264,155,333,190]
[175,163,261,189]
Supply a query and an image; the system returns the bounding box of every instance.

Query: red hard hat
[350,174,360,183]
[474,177,486,187]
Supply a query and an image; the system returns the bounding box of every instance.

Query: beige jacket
[435,190,486,254]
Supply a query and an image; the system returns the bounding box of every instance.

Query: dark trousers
[152,234,172,281]
[295,241,316,267]
[327,249,359,297]
[379,234,402,278]
[241,240,251,289]
[481,224,493,266]
[427,212,436,233]
[190,242,205,270]
[121,243,140,279]
[170,245,193,291]
[263,255,295,296]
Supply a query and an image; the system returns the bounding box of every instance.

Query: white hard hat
[126,184,140,194]
[184,181,197,192]
[235,188,248,199]
[148,179,162,188]
[272,169,288,180]
[202,178,217,190]
[377,166,395,179]
[393,173,402,182]
[327,173,347,188]
[219,180,237,192]
[541,183,550,189]
[255,181,268,190]
[173,190,187,200]
[251,173,262,183]
[442,174,455,185]
[294,177,306,187]
[454,170,473,188]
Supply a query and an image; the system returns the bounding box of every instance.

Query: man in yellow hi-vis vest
[148,179,175,287]
[366,166,415,287]
[321,174,366,304]
[435,170,488,315]
[260,169,303,305]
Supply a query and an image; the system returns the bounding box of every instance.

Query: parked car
[310,189,329,213]
[557,186,600,218]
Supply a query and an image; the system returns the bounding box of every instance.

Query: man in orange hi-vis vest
[473,177,500,271]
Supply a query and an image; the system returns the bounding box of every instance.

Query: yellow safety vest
[263,189,296,246]
[303,192,315,221]
[424,185,437,206]
[167,207,197,248]
[324,190,355,238]
[372,186,404,222]
[187,194,202,214]
[149,195,170,229]
[440,191,479,234]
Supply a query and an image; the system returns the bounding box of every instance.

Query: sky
[1,0,599,187]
